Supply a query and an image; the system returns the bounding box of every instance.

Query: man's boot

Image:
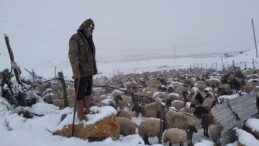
[77,100,87,121]
[83,97,91,114]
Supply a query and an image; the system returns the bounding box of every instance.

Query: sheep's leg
[156,111,161,118]
[215,139,221,146]
[203,127,209,138]
[157,135,162,144]
[143,136,150,145]
[187,139,194,146]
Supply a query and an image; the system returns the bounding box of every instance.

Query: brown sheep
[208,124,223,146]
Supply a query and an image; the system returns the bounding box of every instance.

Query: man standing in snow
[68,19,98,121]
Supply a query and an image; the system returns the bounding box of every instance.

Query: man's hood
[77,19,94,32]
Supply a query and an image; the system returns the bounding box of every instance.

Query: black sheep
[228,77,242,93]
[193,105,213,138]
[193,105,210,119]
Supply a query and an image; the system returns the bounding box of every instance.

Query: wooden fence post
[252,59,256,69]
[58,72,68,108]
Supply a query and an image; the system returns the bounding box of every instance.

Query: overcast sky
[0,0,259,72]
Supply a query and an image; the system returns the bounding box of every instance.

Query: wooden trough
[211,91,258,145]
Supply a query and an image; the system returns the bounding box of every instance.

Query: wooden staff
[72,77,81,136]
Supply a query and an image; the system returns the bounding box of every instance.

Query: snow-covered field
[15,49,259,80]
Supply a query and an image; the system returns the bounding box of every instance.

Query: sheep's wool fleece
[138,118,160,138]
[163,128,187,144]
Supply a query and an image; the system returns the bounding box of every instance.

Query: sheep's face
[167,86,174,93]
[182,91,189,97]
[165,99,172,107]
[193,106,209,119]
[132,104,142,115]
[114,95,122,102]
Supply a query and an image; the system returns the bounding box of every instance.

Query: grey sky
[0,0,259,72]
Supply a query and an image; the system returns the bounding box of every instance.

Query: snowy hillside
[15,49,259,79]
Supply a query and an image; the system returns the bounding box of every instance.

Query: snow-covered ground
[0,49,259,146]
[0,94,259,146]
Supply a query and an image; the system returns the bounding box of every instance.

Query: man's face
[88,24,95,33]
[84,24,95,38]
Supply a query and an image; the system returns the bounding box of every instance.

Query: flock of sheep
[37,67,259,146]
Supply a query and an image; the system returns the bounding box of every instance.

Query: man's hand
[73,73,81,79]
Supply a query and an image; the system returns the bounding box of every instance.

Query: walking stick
[72,77,81,136]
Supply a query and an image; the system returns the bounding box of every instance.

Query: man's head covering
[77,19,94,32]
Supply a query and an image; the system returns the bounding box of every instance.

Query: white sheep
[138,117,161,145]
[168,92,182,101]
[100,98,117,109]
[163,125,197,146]
[179,102,194,113]
[116,117,137,136]
[93,94,111,105]
[190,86,201,94]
